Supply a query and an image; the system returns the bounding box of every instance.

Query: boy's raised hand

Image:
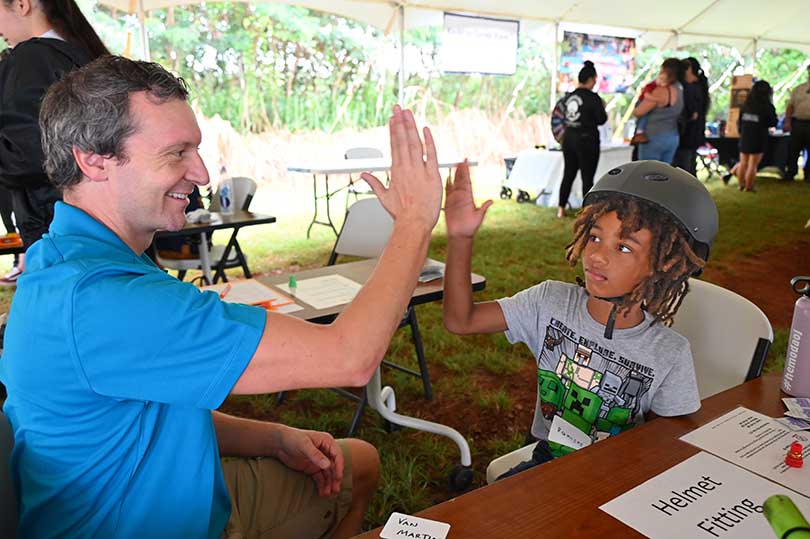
[444,160,492,239]
[361,106,443,232]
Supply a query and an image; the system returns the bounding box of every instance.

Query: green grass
[2,172,807,531]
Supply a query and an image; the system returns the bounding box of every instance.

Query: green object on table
[288,275,297,295]
[764,495,810,539]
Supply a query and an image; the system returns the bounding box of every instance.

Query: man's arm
[232,107,443,394]
[212,411,343,497]
[442,162,506,335]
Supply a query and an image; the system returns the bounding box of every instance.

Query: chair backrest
[671,278,773,399]
[344,147,383,160]
[0,410,17,538]
[210,177,258,212]
[329,198,393,264]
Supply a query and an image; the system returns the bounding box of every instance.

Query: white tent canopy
[101,0,810,54]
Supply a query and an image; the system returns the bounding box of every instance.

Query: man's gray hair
[40,55,189,190]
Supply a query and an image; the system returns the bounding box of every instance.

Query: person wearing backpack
[0,0,109,279]
[556,61,607,218]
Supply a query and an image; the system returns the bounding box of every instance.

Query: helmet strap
[594,295,624,340]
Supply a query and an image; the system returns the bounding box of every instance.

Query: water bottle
[219,176,235,215]
[782,277,810,397]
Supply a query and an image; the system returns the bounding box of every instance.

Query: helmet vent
[608,168,622,175]
[643,173,669,182]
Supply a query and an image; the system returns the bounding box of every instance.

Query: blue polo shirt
[0,202,266,538]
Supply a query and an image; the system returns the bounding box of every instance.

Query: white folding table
[287,158,477,237]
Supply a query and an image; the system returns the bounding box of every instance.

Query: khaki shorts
[221,440,353,539]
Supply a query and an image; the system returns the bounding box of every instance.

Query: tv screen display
[559,31,636,94]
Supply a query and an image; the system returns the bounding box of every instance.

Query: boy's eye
[589,235,600,243]
[619,244,632,253]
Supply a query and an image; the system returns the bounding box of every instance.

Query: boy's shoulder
[640,316,691,354]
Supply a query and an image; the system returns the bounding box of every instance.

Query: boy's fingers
[479,199,494,215]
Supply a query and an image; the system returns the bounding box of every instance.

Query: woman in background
[736,80,778,192]
[633,58,684,164]
[674,57,710,175]
[557,60,607,218]
[0,0,109,279]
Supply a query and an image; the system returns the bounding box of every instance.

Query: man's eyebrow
[157,141,195,154]
[621,232,644,246]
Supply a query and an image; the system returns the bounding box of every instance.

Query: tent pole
[750,38,758,74]
[549,21,559,112]
[398,4,405,106]
[137,0,150,61]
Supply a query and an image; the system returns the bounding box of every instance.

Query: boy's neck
[586,296,646,332]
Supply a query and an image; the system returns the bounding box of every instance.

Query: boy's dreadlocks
[565,194,706,326]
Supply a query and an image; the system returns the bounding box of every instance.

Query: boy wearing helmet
[443,160,718,477]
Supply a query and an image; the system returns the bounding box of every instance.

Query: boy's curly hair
[565,194,706,326]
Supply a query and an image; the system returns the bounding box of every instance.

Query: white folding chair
[0,411,18,539]
[485,278,773,484]
[279,198,433,436]
[671,278,772,399]
[344,147,382,208]
[156,177,258,284]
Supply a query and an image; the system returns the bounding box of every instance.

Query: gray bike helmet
[583,160,719,267]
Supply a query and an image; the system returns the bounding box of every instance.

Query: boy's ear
[72,147,110,183]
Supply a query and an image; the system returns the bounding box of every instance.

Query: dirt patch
[701,237,809,329]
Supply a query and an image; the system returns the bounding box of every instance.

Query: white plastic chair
[0,410,17,538]
[278,198,433,436]
[671,278,772,399]
[344,147,383,207]
[156,177,258,284]
[485,278,773,484]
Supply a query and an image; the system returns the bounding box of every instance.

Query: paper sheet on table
[278,274,362,309]
[600,451,810,539]
[203,279,303,314]
[680,406,810,497]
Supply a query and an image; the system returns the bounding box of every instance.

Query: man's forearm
[212,410,284,457]
[330,221,432,382]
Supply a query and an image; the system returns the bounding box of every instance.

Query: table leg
[306,174,340,239]
[198,232,213,285]
[365,367,471,467]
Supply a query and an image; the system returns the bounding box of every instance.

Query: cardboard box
[726,74,754,138]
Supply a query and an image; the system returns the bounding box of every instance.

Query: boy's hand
[361,106,443,232]
[444,160,492,239]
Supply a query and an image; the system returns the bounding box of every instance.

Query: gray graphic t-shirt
[497,280,699,457]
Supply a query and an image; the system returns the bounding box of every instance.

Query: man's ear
[72,147,110,183]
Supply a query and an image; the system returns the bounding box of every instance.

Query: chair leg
[276,391,286,405]
[346,390,368,437]
[407,308,433,401]
[177,270,187,281]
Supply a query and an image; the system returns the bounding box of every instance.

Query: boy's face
[582,211,653,300]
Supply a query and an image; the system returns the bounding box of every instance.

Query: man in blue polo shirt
[0,57,444,538]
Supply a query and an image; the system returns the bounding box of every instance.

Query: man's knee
[343,438,380,495]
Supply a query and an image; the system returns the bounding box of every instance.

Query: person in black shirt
[737,80,777,192]
[673,57,710,176]
[0,0,109,278]
[558,60,608,218]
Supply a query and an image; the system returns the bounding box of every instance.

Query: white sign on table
[380,512,450,539]
[278,274,362,310]
[680,406,810,497]
[600,451,810,539]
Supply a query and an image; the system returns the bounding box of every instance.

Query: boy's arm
[442,162,507,335]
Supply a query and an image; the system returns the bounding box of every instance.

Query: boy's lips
[585,268,607,282]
